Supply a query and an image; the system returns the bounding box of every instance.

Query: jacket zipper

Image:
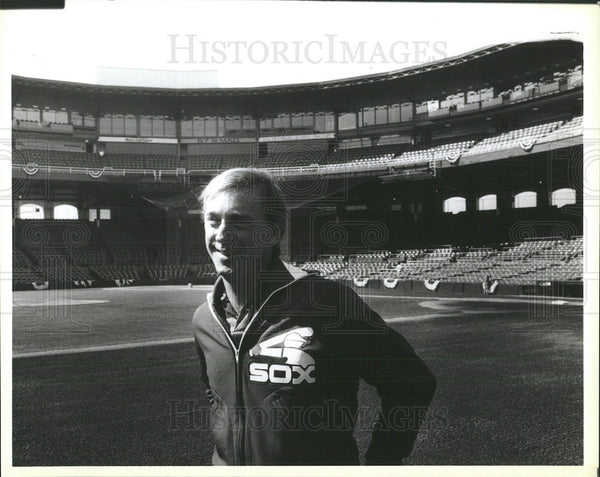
[206,273,314,465]
[207,299,244,464]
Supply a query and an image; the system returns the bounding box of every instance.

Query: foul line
[101,285,213,291]
[12,311,431,358]
[13,337,195,359]
[12,294,581,359]
[357,294,583,305]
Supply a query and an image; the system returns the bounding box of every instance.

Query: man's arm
[192,305,210,388]
[340,287,437,464]
[194,339,209,387]
[362,328,436,464]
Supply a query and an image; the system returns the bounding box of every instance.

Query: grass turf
[12,287,583,465]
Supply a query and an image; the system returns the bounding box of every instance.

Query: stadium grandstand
[12,39,583,297]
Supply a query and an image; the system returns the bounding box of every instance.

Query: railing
[11,119,583,180]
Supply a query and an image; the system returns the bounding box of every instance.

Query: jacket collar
[208,258,309,312]
[280,259,309,281]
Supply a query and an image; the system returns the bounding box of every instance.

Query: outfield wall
[342,278,583,298]
[13,277,583,298]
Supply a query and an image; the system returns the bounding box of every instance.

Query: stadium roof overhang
[12,39,582,115]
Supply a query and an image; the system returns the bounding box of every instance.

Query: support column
[44,204,54,220]
[465,192,477,244]
[279,213,292,261]
[497,191,514,243]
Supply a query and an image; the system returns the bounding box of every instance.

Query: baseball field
[12,285,583,465]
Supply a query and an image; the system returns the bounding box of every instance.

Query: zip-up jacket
[192,260,436,465]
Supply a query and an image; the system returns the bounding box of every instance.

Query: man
[193,168,436,465]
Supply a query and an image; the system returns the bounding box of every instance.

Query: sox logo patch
[248,327,316,385]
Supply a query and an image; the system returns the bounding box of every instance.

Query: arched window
[53,204,78,220]
[477,194,497,211]
[19,203,44,219]
[443,196,466,215]
[514,191,537,209]
[551,188,576,208]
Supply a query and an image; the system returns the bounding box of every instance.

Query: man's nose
[215,221,235,245]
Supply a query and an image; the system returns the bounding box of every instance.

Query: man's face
[203,190,274,279]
